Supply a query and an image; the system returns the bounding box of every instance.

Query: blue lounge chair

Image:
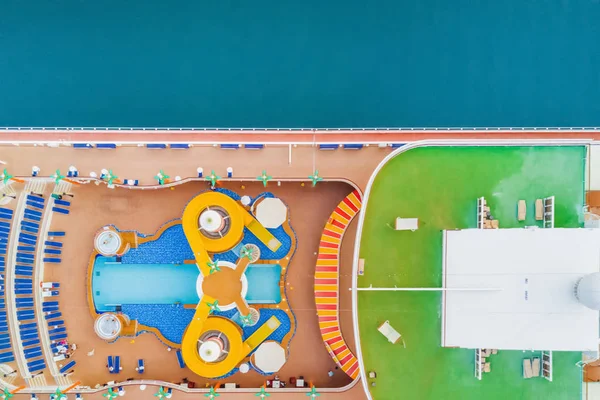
[15,289,33,295]
[15,270,33,276]
[21,226,39,234]
[50,333,67,341]
[220,144,240,149]
[48,231,65,237]
[17,313,34,321]
[244,144,264,149]
[96,143,116,149]
[24,208,41,216]
[48,319,64,327]
[28,359,45,368]
[16,258,34,265]
[49,327,66,335]
[29,363,46,372]
[107,355,114,372]
[170,143,189,149]
[391,143,406,148]
[73,143,93,148]
[0,208,13,215]
[45,241,63,248]
[15,278,32,284]
[43,258,61,263]
[114,355,121,373]
[17,246,36,252]
[22,221,39,228]
[26,351,43,360]
[20,233,36,241]
[26,202,44,210]
[0,227,8,233]
[343,144,364,150]
[26,195,44,204]
[16,310,34,317]
[22,339,39,347]
[43,306,59,313]
[0,343,11,350]
[24,346,42,356]
[43,301,59,306]
[21,333,38,341]
[0,355,14,363]
[59,360,75,373]
[20,322,37,329]
[17,252,34,259]
[0,222,9,228]
[44,249,62,254]
[18,239,36,246]
[137,359,145,373]
[52,207,69,215]
[45,312,62,320]
[319,144,339,150]
[147,143,167,149]
[44,249,61,255]
[176,349,185,368]
[54,199,70,207]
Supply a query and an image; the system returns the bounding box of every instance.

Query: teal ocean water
[0,0,599,128]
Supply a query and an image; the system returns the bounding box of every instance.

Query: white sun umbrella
[253,341,287,374]
[255,198,288,229]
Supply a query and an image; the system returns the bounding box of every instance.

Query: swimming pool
[92,256,200,312]
[245,264,282,304]
[92,257,282,312]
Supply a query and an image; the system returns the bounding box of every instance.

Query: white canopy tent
[442,227,600,351]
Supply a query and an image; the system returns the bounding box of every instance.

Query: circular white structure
[196,261,248,311]
[95,229,122,256]
[94,313,122,340]
[240,196,251,206]
[239,363,250,373]
[199,210,224,233]
[575,272,600,310]
[198,338,224,362]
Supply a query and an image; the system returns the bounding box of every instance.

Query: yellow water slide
[180,191,281,378]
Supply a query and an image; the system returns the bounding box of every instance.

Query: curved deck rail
[314,189,362,380]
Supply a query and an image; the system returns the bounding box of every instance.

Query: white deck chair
[523,359,533,378]
[377,321,405,347]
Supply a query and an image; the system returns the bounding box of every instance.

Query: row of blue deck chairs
[51,197,71,216]
[16,196,47,373]
[73,143,267,150]
[43,233,64,264]
[0,208,15,364]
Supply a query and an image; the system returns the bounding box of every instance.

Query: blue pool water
[245,265,282,304]
[94,256,283,311]
[120,303,292,346]
[2,0,600,127]
[92,256,200,312]
[121,224,194,265]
